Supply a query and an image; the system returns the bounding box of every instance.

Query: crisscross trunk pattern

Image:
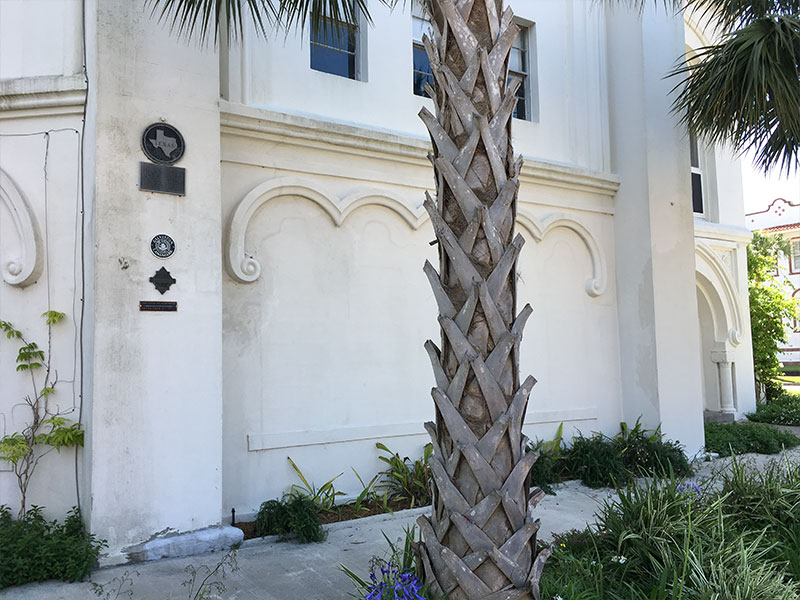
[416,1,550,599]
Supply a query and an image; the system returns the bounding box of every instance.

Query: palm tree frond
[685,0,800,31]
[672,14,800,174]
[147,0,398,43]
[599,0,683,14]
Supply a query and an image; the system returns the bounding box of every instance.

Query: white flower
[611,555,628,564]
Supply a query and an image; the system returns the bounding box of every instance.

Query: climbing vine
[0,311,83,518]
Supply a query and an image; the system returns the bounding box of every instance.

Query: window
[310,5,360,80]
[690,132,704,215]
[411,7,536,120]
[791,239,800,274]
[412,2,434,97]
[509,26,531,120]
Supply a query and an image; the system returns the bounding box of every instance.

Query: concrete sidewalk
[2,482,613,600]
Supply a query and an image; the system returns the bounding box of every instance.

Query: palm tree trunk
[416,1,550,599]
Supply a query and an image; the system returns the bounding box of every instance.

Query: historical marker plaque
[140,162,186,196]
[151,234,176,259]
[139,301,177,312]
[141,123,185,165]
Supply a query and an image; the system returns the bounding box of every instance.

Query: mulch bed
[234,498,422,541]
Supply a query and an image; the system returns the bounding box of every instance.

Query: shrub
[376,443,432,507]
[565,434,631,488]
[252,496,324,543]
[704,422,800,456]
[613,421,692,478]
[720,458,800,578]
[0,505,105,589]
[527,424,566,495]
[747,392,800,426]
[541,475,800,600]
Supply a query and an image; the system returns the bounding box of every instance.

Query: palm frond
[599,0,683,13]
[147,0,397,43]
[684,0,800,31]
[672,14,800,174]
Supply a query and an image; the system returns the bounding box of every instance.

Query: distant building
[747,199,800,369]
[1,0,755,562]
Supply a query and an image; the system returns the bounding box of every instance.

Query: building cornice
[694,220,753,244]
[0,74,87,119]
[219,101,620,205]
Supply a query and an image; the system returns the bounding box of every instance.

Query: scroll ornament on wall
[0,169,42,288]
[225,177,607,298]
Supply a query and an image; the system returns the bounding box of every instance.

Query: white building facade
[0,0,755,561]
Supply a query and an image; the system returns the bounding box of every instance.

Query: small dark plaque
[151,234,176,259]
[149,267,176,295]
[140,162,186,196]
[141,123,185,164]
[140,300,178,312]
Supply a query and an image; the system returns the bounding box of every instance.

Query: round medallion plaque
[150,234,176,259]
[141,123,185,165]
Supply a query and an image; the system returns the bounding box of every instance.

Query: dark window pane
[509,76,527,119]
[689,133,700,168]
[692,172,704,214]
[413,46,434,96]
[311,45,354,78]
[310,19,356,79]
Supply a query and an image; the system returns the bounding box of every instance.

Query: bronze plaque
[139,300,178,312]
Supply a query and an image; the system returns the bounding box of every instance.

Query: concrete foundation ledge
[121,525,244,564]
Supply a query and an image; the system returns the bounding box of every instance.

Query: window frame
[690,131,705,217]
[309,4,366,81]
[509,18,538,123]
[411,0,434,98]
[789,238,800,275]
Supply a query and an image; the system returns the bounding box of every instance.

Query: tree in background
[748,231,798,398]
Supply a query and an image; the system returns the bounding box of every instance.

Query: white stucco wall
[84,0,224,558]
[219,104,623,515]
[1,0,758,556]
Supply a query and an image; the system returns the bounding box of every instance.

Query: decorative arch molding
[516,211,607,297]
[226,177,427,283]
[226,178,607,297]
[695,241,744,347]
[0,168,42,288]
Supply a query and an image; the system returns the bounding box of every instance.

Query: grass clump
[747,392,800,426]
[253,495,325,543]
[540,466,800,600]
[704,421,800,456]
[530,420,693,490]
[0,506,105,589]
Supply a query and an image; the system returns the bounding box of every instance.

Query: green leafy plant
[253,495,325,543]
[541,470,800,600]
[0,505,105,589]
[704,421,800,456]
[351,468,382,514]
[746,231,798,397]
[287,456,344,511]
[613,419,692,478]
[1,311,83,518]
[747,392,800,426]
[375,442,432,508]
[527,423,566,495]
[565,433,631,489]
